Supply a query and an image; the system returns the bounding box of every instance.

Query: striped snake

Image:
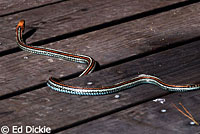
[16,20,200,95]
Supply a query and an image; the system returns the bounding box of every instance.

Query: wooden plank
[61,92,200,134]
[1,3,200,96]
[0,42,199,133]
[0,0,63,17]
[0,0,192,52]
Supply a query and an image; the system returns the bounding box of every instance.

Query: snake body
[16,20,200,95]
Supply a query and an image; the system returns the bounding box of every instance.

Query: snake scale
[16,20,200,95]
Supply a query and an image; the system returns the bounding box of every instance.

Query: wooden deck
[0,0,200,134]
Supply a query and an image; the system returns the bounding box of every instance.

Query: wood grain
[0,0,189,52]
[0,42,199,133]
[61,92,200,134]
[1,1,200,133]
[0,3,200,96]
[0,0,63,16]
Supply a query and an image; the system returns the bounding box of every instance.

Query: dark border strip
[0,0,199,57]
[0,35,199,100]
[0,0,69,17]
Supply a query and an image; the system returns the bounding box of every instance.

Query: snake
[16,20,200,95]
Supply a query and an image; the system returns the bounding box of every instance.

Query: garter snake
[16,20,200,95]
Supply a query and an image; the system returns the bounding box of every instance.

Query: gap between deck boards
[51,92,171,133]
[35,42,200,133]
[0,36,199,100]
[0,0,199,56]
[0,41,199,133]
[0,0,69,17]
[1,1,200,134]
[1,2,200,97]
[59,92,200,134]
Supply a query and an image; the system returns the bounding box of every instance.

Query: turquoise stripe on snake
[16,20,200,95]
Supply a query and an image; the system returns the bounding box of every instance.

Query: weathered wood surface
[0,0,200,134]
[0,0,65,17]
[0,42,199,133]
[0,0,194,53]
[62,92,200,134]
[1,3,200,96]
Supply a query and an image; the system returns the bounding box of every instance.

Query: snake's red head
[16,20,25,32]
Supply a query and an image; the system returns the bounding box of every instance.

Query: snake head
[17,20,25,32]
